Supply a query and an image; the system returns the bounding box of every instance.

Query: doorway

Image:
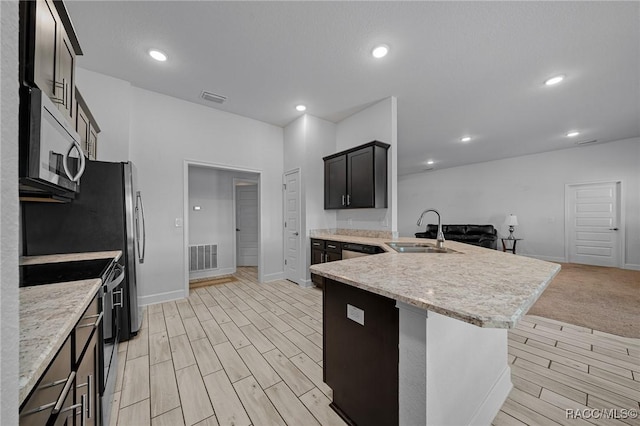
[183,160,262,296]
[234,180,258,267]
[565,181,623,267]
[284,169,302,285]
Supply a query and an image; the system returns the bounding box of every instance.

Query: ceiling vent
[574,139,598,146]
[200,91,227,104]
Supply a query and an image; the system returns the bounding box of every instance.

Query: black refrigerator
[22,160,145,341]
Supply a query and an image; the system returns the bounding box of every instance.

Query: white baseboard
[139,289,186,306]
[262,271,284,282]
[523,254,566,263]
[189,267,235,281]
[298,278,314,288]
[468,366,513,426]
[624,263,640,271]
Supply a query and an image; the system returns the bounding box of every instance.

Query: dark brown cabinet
[323,141,390,209]
[310,239,342,288]
[20,293,102,426]
[22,0,83,127]
[323,278,399,426]
[76,89,100,160]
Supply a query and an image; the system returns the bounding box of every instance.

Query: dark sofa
[415,224,498,249]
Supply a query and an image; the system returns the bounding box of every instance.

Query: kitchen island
[310,235,560,426]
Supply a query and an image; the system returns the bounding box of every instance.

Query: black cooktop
[19,258,115,287]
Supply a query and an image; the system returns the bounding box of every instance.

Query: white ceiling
[66,1,640,175]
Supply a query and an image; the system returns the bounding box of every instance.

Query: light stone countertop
[19,251,121,405]
[20,250,122,265]
[309,234,560,329]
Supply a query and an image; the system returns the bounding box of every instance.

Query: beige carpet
[528,263,640,338]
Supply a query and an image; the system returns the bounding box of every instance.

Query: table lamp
[507,214,518,240]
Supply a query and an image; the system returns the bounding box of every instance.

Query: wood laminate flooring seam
[110,267,640,426]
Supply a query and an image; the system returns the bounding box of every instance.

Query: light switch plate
[347,304,364,326]
[175,218,183,227]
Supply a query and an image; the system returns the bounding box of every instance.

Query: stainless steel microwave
[19,87,86,202]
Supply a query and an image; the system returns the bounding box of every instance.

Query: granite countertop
[20,250,122,265]
[19,251,121,405]
[309,234,560,329]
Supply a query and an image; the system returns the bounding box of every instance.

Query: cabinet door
[311,248,324,265]
[347,146,374,208]
[76,102,90,156]
[326,251,342,262]
[88,126,98,160]
[33,0,58,100]
[324,155,347,209]
[56,29,76,124]
[76,332,99,426]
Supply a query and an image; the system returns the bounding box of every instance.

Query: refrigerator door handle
[135,191,146,264]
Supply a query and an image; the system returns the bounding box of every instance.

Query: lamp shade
[507,215,519,226]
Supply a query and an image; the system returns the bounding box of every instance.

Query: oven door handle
[105,264,125,292]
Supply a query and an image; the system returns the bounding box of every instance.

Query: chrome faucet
[417,209,445,249]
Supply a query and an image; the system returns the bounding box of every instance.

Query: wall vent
[189,244,218,272]
[201,91,227,104]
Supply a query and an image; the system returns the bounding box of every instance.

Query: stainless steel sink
[385,242,459,254]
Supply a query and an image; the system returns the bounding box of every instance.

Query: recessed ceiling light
[149,49,167,62]
[372,44,389,59]
[544,75,565,86]
[460,136,472,143]
[426,160,435,165]
[295,104,306,112]
[566,131,580,137]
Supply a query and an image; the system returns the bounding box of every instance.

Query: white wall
[0,1,19,423]
[76,68,131,162]
[284,114,337,285]
[76,69,285,304]
[188,166,258,278]
[336,97,398,234]
[129,87,284,303]
[398,138,640,268]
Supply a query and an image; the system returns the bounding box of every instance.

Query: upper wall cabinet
[21,0,83,126]
[324,141,390,209]
[75,89,100,160]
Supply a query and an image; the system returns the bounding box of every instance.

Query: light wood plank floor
[111,267,640,426]
[495,315,640,426]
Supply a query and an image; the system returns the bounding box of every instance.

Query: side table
[501,238,522,254]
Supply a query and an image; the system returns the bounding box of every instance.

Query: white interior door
[567,182,621,267]
[236,184,258,266]
[284,170,301,284]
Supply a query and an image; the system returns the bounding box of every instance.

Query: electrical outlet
[347,304,364,326]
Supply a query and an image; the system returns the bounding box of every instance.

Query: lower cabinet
[310,239,342,288]
[20,292,102,426]
[19,336,73,426]
[323,278,399,425]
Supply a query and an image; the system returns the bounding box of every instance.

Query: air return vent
[574,139,598,146]
[189,244,218,271]
[201,91,227,104]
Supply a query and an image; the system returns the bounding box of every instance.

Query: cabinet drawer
[20,336,72,426]
[75,294,101,364]
[311,239,325,250]
[325,241,342,254]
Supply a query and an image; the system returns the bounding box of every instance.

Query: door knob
[236,228,240,231]
[293,232,299,236]
[609,228,619,231]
